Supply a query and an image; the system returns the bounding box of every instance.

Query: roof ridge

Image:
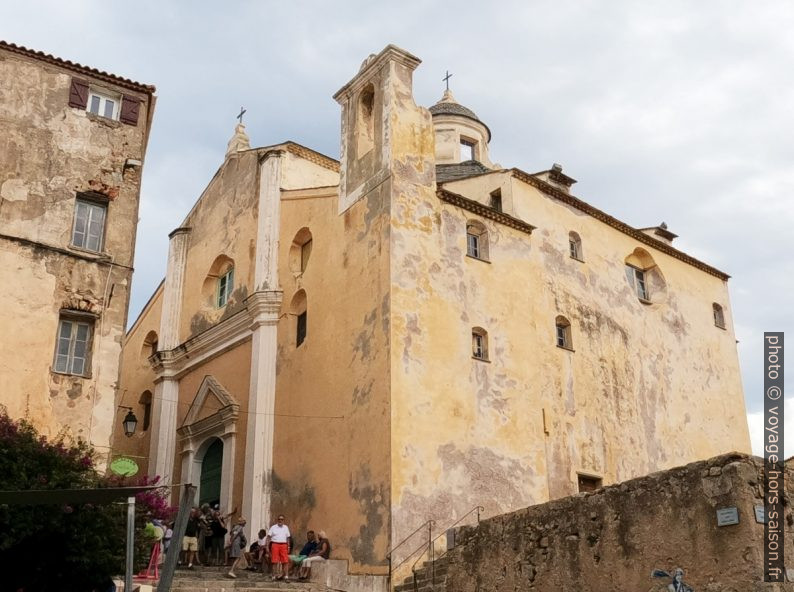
[0,40,155,94]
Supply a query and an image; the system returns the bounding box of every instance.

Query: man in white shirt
[266,514,292,580]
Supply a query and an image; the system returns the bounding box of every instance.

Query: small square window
[217,267,234,307]
[577,474,602,493]
[490,189,502,213]
[72,198,107,252]
[87,88,121,120]
[460,139,475,162]
[54,316,94,376]
[296,311,307,347]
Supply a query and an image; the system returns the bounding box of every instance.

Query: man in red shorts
[266,514,292,581]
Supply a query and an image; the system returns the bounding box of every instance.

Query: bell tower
[333,45,434,214]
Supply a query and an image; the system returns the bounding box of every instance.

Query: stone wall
[441,453,793,592]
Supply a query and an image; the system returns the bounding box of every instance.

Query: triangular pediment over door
[180,375,239,433]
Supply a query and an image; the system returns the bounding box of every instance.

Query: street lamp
[121,408,138,437]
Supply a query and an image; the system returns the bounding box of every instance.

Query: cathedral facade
[115,45,749,573]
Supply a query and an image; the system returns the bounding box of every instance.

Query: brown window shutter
[68,78,89,109]
[119,96,140,125]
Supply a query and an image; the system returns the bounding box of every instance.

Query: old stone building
[114,45,749,574]
[0,41,155,461]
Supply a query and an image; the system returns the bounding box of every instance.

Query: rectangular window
[472,333,485,360]
[460,139,475,162]
[577,474,602,493]
[87,88,121,120]
[296,311,307,347]
[72,198,107,252]
[556,325,567,348]
[625,266,649,301]
[569,239,580,260]
[54,316,93,376]
[490,190,502,213]
[467,233,480,258]
[217,268,234,307]
[301,239,313,273]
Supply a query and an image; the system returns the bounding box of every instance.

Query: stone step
[398,567,448,585]
[395,575,447,592]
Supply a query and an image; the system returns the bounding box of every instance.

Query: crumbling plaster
[387,94,748,570]
[0,47,152,461]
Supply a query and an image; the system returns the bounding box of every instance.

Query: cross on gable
[236,106,246,123]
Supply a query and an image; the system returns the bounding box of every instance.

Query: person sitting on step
[288,530,318,574]
[298,530,331,581]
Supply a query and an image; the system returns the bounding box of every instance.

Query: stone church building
[115,45,750,573]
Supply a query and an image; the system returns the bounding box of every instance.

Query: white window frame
[53,316,93,376]
[71,197,107,252]
[466,221,489,261]
[625,265,650,301]
[87,87,121,120]
[569,233,583,261]
[472,329,488,361]
[217,267,234,308]
[467,232,480,259]
[555,319,572,350]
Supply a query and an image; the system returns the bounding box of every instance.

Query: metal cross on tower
[443,71,453,91]
[236,106,246,124]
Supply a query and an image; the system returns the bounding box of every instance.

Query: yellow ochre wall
[388,164,750,550]
[0,45,154,462]
[271,184,392,570]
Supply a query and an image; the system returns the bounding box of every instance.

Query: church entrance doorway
[199,437,223,507]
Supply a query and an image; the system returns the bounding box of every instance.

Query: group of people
[180,504,238,568]
[180,507,330,581]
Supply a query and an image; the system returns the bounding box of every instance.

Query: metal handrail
[407,505,485,588]
[386,518,435,573]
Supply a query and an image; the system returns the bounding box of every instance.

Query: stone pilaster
[242,151,284,530]
[149,226,190,484]
[254,151,284,290]
[242,290,282,531]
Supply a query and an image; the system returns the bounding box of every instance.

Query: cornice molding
[150,290,283,379]
[437,189,535,235]
[510,168,730,280]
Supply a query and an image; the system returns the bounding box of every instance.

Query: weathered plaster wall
[0,47,152,460]
[174,339,252,512]
[177,150,260,342]
[272,179,392,572]
[389,125,748,565]
[441,454,793,592]
[113,284,164,475]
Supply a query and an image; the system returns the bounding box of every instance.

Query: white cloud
[747,398,793,459]
[2,0,791,428]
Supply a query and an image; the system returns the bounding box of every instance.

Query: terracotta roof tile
[0,40,155,94]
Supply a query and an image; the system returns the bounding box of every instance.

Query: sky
[3,0,791,456]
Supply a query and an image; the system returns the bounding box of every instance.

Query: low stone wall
[311,558,389,592]
[443,453,794,592]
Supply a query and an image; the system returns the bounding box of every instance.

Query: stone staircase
[168,566,327,592]
[393,557,449,592]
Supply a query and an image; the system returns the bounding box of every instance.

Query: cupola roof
[429,89,491,141]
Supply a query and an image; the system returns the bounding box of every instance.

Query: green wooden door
[199,438,223,506]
